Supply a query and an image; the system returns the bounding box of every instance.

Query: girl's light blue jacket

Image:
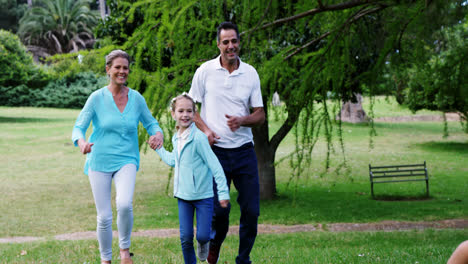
[156,123,230,201]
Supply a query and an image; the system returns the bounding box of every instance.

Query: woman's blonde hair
[105,49,130,67]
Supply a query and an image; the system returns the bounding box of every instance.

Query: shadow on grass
[372,194,432,202]
[414,141,468,155]
[0,116,70,123]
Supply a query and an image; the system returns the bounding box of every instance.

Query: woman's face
[106,57,129,86]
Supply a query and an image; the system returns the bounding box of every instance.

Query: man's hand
[225,114,244,132]
[78,138,93,154]
[219,200,229,208]
[148,132,164,150]
[205,129,220,146]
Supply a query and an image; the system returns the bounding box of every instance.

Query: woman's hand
[148,132,164,150]
[219,200,229,208]
[77,138,93,154]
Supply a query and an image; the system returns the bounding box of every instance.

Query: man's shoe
[207,244,221,264]
[197,241,210,261]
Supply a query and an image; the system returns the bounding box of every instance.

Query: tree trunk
[253,119,276,200]
[337,93,368,123]
[99,0,107,20]
[27,0,32,8]
[252,101,299,200]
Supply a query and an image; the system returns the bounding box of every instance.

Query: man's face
[217,29,239,65]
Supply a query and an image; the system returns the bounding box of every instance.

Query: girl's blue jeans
[178,197,214,264]
[88,164,136,261]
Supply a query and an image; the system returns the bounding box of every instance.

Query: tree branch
[245,0,273,43]
[284,4,390,60]
[241,0,384,35]
[270,108,300,152]
[284,31,331,60]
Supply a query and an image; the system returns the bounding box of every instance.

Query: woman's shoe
[120,252,133,264]
[120,258,132,264]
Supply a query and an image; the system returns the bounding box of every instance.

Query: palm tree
[18,0,97,56]
[98,0,108,21]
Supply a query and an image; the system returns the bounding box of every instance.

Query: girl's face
[172,98,194,131]
[106,57,129,86]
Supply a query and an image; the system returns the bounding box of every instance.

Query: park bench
[369,161,429,198]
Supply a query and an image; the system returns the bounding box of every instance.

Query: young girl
[151,93,230,264]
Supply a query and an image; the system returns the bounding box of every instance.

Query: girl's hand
[78,138,93,154]
[148,132,164,150]
[219,200,229,208]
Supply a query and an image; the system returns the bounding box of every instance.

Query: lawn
[0,97,467,263]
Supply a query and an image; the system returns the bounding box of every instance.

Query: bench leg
[426,180,430,197]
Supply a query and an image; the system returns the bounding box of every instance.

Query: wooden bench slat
[369,164,425,169]
[373,179,428,184]
[371,168,426,174]
[371,173,427,178]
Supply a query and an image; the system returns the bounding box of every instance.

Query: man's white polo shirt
[189,56,263,149]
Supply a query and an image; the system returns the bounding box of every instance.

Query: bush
[0,29,50,88]
[45,45,117,80]
[0,72,107,108]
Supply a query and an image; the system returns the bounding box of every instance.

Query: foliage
[0,29,49,88]
[0,0,27,32]
[405,19,468,132]
[384,1,467,104]
[45,45,117,79]
[95,0,144,46]
[17,0,98,56]
[0,72,107,108]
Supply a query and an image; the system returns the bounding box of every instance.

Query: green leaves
[0,30,49,88]
[17,0,98,55]
[405,17,468,129]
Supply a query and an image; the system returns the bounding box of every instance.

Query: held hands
[77,138,93,154]
[225,114,244,132]
[219,200,229,208]
[147,132,164,150]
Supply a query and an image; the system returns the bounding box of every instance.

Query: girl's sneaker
[197,241,210,261]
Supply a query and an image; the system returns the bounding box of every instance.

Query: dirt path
[2,219,467,244]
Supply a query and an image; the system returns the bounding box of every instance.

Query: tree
[98,0,108,21]
[17,0,98,57]
[405,18,468,132]
[97,0,463,199]
[0,0,27,33]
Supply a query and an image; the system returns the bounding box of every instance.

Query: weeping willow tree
[96,0,458,199]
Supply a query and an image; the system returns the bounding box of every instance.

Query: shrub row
[0,72,107,109]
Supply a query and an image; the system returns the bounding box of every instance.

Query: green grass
[0,100,467,263]
[362,96,442,117]
[1,229,466,263]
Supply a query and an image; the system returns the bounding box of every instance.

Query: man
[189,21,265,264]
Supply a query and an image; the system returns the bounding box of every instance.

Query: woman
[72,49,163,264]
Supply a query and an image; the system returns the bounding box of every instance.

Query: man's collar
[216,55,244,74]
